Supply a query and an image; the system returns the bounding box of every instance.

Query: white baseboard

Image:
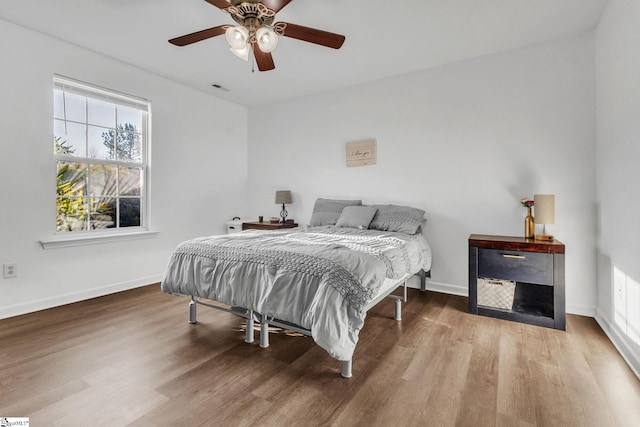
[0,274,163,320]
[566,303,596,317]
[594,308,640,379]
[406,277,468,296]
[424,280,468,296]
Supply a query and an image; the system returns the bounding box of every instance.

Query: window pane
[57,161,87,196]
[53,120,87,157]
[116,131,141,162]
[119,198,141,227]
[53,119,66,141]
[88,125,114,160]
[53,89,65,119]
[117,106,142,130]
[119,166,141,196]
[54,121,68,152]
[56,197,88,232]
[90,197,116,229]
[64,92,86,123]
[87,98,115,127]
[56,122,87,157]
[89,164,117,197]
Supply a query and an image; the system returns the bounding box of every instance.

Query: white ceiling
[0,0,609,107]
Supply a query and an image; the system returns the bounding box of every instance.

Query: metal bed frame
[185,269,430,378]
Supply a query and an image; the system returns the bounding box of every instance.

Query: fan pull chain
[251,44,255,73]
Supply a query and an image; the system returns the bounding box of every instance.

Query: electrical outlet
[3,263,17,279]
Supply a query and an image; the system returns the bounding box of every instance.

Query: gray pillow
[335,205,378,229]
[368,204,426,234]
[309,198,362,226]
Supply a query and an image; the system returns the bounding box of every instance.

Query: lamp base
[279,204,288,224]
[535,234,554,241]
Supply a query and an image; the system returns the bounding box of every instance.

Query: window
[53,76,150,234]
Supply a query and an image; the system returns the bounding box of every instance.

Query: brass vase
[525,207,534,239]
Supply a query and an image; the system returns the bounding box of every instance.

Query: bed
[161,200,432,377]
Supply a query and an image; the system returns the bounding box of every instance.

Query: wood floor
[1,285,639,427]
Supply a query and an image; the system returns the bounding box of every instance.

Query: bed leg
[394,298,402,321]
[188,297,197,324]
[260,317,270,348]
[245,310,255,343]
[420,269,427,292]
[341,360,353,379]
[403,279,408,302]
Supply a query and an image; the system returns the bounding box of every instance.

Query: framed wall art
[346,139,377,167]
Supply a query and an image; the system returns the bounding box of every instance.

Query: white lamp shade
[225,25,249,50]
[534,194,555,224]
[256,27,278,53]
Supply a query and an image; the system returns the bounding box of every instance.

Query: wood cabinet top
[242,221,298,230]
[469,234,565,254]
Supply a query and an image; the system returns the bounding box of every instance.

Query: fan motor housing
[229,1,275,27]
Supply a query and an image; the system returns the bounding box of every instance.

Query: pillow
[336,205,378,229]
[309,198,362,226]
[368,204,426,234]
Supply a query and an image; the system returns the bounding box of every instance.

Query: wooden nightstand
[242,221,298,231]
[468,234,565,330]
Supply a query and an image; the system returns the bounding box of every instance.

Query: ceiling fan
[168,0,346,72]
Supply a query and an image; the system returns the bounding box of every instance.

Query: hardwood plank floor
[1,285,639,426]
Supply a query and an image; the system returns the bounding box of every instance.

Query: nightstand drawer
[478,248,553,286]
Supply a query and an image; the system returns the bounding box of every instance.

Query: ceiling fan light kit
[169,0,345,71]
[256,27,278,53]
[225,25,249,50]
[225,25,251,60]
[229,44,250,61]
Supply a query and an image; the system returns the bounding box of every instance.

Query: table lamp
[534,194,555,241]
[275,190,292,224]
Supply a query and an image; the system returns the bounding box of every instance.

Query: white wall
[0,17,602,325]
[0,19,249,318]
[248,33,597,314]
[595,0,640,376]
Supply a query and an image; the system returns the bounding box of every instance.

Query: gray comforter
[161,226,431,361]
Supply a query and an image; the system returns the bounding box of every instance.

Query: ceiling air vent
[211,83,229,91]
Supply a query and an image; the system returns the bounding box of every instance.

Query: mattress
[161,226,431,360]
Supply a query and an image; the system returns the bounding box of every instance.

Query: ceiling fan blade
[260,0,293,13]
[253,44,276,71]
[275,22,345,49]
[204,0,232,10]
[169,25,227,46]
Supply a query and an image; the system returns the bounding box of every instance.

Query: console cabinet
[468,234,565,330]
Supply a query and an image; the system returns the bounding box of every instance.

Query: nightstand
[242,221,298,231]
[468,234,565,330]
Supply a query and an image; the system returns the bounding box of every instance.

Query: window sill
[40,229,159,250]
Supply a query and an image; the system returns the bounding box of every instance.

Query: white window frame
[41,75,156,249]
